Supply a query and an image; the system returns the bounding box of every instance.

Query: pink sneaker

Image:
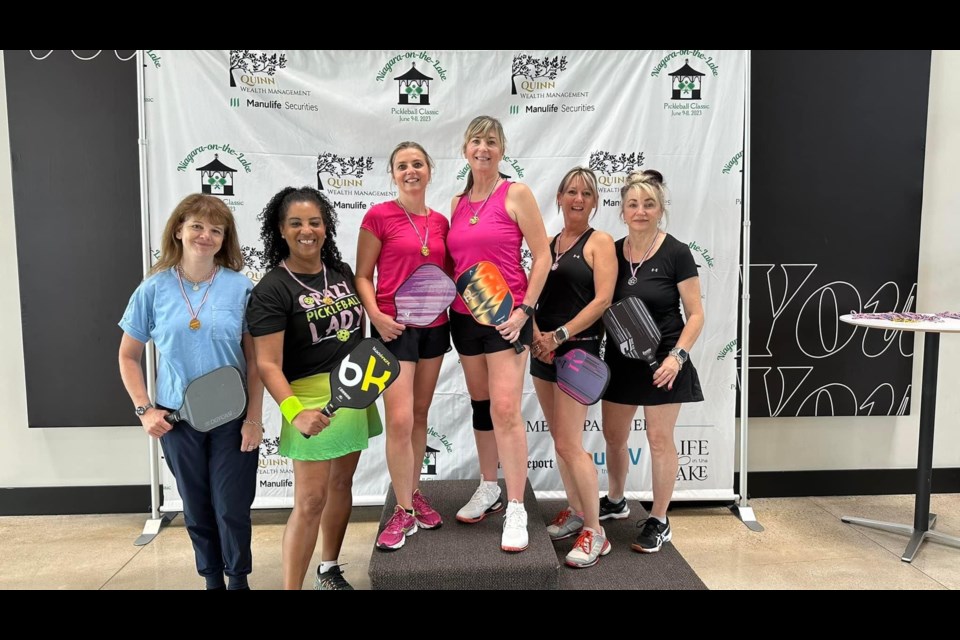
[412,490,443,529]
[376,505,418,550]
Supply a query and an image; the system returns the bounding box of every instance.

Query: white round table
[838,314,960,562]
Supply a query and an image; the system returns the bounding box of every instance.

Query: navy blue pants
[160,417,258,581]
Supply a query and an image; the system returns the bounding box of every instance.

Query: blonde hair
[556,167,600,219]
[620,171,668,225]
[460,115,507,195]
[150,194,243,276]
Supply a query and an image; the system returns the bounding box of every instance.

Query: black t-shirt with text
[247,264,364,382]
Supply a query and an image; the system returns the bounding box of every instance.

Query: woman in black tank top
[530,167,618,568]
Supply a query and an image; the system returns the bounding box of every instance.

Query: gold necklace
[177,264,217,292]
[466,178,500,226]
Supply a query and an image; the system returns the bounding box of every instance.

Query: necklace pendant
[627,276,638,286]
[420,246,430,257]
[192,284,200,292]
[322,296,334,305]
[469,215,479,225]
[189,318,201,331]
[551,262,559,271]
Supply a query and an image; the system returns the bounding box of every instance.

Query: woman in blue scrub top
[118,194,263,591]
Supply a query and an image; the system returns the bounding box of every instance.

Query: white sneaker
[456,477,504,523]
[564,527,611,568]
[501,500,529,552]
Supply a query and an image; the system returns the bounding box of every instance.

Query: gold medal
[469,215,479,225]
[176,265,218,334]
[396,200,434,259]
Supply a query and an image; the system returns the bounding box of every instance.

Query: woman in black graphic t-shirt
[247,187,382,591]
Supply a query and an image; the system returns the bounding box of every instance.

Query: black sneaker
[631,517,672,553]
[315,565,354,590]
[598,496,631,521]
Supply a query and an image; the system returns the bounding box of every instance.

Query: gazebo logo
[511,53,568,95]
[316,152,375,191]
[229,50,287,88]
[394,63,433,105]
[421,445,440,476]
[196,154,237,196]
[668,59,706,100]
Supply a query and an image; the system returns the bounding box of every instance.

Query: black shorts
[530,337,602,383]
[450,311,533,356]
[371,323,451,362]
[602,339,704,406]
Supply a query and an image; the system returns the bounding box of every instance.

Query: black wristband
[518,303,535,317]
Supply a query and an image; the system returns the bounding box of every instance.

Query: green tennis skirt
[278,371,384,461]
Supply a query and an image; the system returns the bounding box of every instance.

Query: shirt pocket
[211,304,244,342]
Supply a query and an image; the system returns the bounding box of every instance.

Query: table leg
[841,333,959,563]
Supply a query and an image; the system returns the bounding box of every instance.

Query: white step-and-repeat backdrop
[143,50,744,507]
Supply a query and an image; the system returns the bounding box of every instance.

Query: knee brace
[471,399,494,432]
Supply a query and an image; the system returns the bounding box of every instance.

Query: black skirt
[602,339,704,406]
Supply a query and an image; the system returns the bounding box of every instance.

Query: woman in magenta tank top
[447,115,551,553]
[356,142,450,552]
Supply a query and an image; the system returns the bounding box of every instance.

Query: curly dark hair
[258,186,347,274]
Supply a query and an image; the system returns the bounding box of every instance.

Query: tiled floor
[1,494,957,590]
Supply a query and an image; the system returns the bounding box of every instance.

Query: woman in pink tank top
[447,116,551,553]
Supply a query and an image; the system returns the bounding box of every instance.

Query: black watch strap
[518,303,534,316]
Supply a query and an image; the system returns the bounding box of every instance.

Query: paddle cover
[456,261,524,354]
[394,263,456,327]
[603,297,662,370]
[166,366,247,432]
[555,348,611,405]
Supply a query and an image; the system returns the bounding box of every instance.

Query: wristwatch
[669,347,689,368]
[517,303,535,317]
[554,326,569,344]
[135,403,154,417]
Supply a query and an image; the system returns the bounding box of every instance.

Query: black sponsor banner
[745,51,931,417]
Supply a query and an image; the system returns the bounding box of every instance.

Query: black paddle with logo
[602,297,662,370]
[303,338,400,438]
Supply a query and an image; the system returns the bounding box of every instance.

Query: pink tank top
[447,180,528,315]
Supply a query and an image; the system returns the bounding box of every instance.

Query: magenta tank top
[447,180,528,315]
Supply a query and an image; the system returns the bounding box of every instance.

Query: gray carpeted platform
[368,480,560,590]
[540,500,708,590]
